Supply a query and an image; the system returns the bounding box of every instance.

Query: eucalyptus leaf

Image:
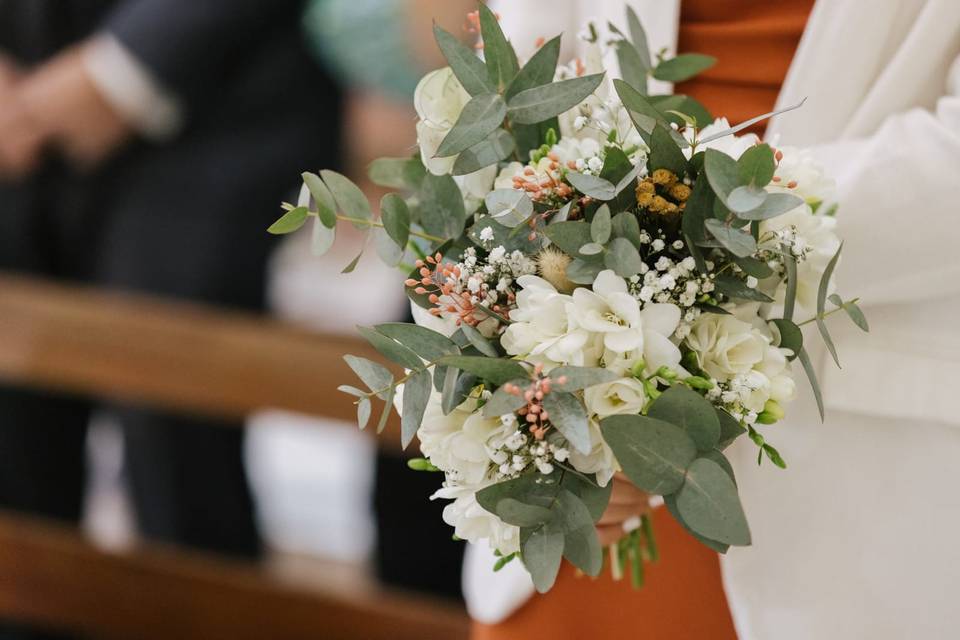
[374,322,459,361]
[738,192,804,221]
[433,24,493,95]
[368,156,426,191]
[664,493,730,554]
[542,391,591,455]
[482,379,530,417]
[703,149,739,204]
[698,98,807,145]
[737,143,775,187]
[714,274,774,302]
[356,326,423,370]
[340,248,363,273]
[647,385,720,452]
[549,366,620,392]
[373,227,403,266]
[605,237,644,277]
[485,189,534,227]
[652,53,716,82]
[458,323,499,358]
[783,252,799,322]
[716,410,747,450]
[436,356,528,385]
[436,93,507,158]
[675,457,751,545]
[356,396,372,431]
[522,521,565,593]
[727,185,768,214]
[703,219,757,257]
[771,318,803,361]
[507,73,605,125]
[506,35,561,100]
[344,354,393,400]
[321,170,372,228]
[380,193,410,249]
[544,221,591,255]
[375,383,396,434]
[648,124,688,176]
[579,242,604,256]
[566,172,616,200]
[557,489,603,576]
[798,347,825,421]
[478,2,520,92]
[615,39,648,94]
[841,300,869,332]
[732,255,774,279]
[816,243,843,367]
[600,415,698,494]
[302,172,337,227]
[401,371,431,448]
[611,211,643,249]
[496,498,554,527]
[452,128,515,175]
[682,176,714,243]
[590,204,612,244]
[626,7,652,69]
[566,258,604,284]
[420,172,467,239]
[268,206,309,235]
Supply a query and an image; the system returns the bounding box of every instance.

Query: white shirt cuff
[81,34,184,140]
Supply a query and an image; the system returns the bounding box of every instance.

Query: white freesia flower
[501,275,599,368]
[583,377,647,418]
[685,313,767,381]
[432,482,521,554]
[570,270,648,353]
[414,67,470,175]
[417,391,513,485]
[770,145,836,205]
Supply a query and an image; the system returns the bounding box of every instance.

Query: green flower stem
[641,514,658,562]
[795,297,860,327]
[335,214,445,244]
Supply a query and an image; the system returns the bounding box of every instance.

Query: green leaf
[478,2,520,92]
[681,176,715,243]
[626,7,652,69]
[380,194,410,249]
[562,472,612,522]
[375,383,395,434]
[374,322,459,361]
[496,498,554,527]
[566,258,603,284]
[344,354,393,400]
[590,205,612,243]
[482,379,529,417]
[419,172,466,239]
[615,39,648,94]
[701,449,737,486]
[320,170,372,229]
[652,53,716,82]
[699,98,807,145]
[436,355,528,385]
[522,521,565,593]
[356,326,423,370]
[373,227,403,266]
[566,172,616,200]
[762,443,787,469]
[771,318,803,361]
[441,367,475,415]
[557,489,603,576]
[433,24,493,95]
[611,211,643,249]
[727,185,767,214]
[648,124,688,176]
[604,237,644,277]
[309,218,336,257]
[549,366,620,392]
[507,73,605,125]
[600,415,698,494]
[458,323,499,358]
[544,221,591,255]
[485,189,534,227]
[737,143,775,187]
[738,192,804,221]
[436,93,507,158]
[356,396,372,431]
[816,243,843,367]
[783,252,799,322]
[302,172,337,228]
[579,242,603,256]
[841,300,869,332]
[714,274,774,302]
[732,255,773,279]
[542,391,591,454]
[675,457,751,545]
[647,385,720,452]
[653,94,713,127]
[716,410,746,449]
[703,149,739,204]
[664,493,730,554]
[452,128,515,175]
[798,347,824,421]
[703,219,757,258]
[340,248,363,273]
[613,79,666,139]
[401,370,431,449]
[268,206,309,235]
[506,35,561,100]
[368,157,426,191]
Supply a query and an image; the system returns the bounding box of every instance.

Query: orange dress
[473,2,813,638]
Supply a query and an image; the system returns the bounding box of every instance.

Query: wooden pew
[0,272,469,639]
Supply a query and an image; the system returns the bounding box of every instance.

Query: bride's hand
[596,473,652,546]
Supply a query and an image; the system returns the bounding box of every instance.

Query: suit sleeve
[809,55,960,308]
[101,0,304,109]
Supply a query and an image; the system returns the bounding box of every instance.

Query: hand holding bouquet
[270,5,868,592]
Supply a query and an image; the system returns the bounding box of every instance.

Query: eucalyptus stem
[796,297,860,327]
[336,214,444,244]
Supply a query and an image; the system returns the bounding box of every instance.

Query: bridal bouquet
[269,5,868,592]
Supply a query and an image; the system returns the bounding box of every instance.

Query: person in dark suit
[0,2,341,636]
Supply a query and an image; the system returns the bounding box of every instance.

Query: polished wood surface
[0,272,403,443]
[0,511,468,640]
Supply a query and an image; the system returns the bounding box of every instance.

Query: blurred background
[0,0,483,638]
